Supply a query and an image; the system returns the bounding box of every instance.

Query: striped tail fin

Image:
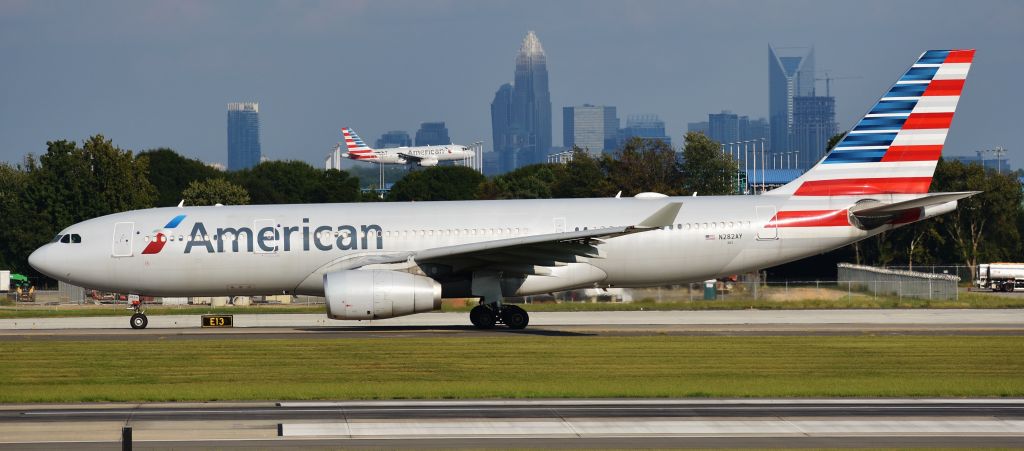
[769,49,974,196]
[341,127,378,160]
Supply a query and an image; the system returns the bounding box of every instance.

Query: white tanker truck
[976,263,1024,292]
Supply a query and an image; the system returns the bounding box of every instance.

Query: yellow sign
[201,314,233,328]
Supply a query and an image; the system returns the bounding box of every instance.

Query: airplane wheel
[469,305,496,329]
[501,305,529,330]
[130,313,148,329]
[1005,283,1015,292]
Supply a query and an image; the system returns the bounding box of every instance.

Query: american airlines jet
[30,50,975,330]
[341,128,474,167]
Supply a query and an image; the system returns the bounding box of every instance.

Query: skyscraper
[415,122,450,146]
[618,114,671,147]
[792,95,837,169]
[490,31,552,173]
[376,130,412,149]
[490,83,516,173]
[227,102,261,171]
[708,111,740,146]
[563,104,618,154]
[768,45,815,154]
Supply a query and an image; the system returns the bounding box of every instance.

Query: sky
[1,0,1021,168]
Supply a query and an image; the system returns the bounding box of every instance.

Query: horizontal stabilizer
[849,191,978,229]
[850,192,978,216]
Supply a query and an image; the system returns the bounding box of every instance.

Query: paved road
[2,309,1023,336]
[1,399,1022,449]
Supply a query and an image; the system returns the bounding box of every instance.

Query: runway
[2,309,1024,339]
[1,399,1022,449]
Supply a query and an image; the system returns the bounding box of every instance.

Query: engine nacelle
[324,270,441,320]
[418,158,439,167]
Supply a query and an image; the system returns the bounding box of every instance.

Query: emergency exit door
[112,222,135,257]
[755,205,778,240]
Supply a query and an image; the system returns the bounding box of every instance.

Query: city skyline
[0,1,1020,168]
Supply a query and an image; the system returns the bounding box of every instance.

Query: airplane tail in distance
[770,49,974,196]
[341,128,377,160]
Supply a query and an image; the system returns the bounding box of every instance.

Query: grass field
[1,335,1021,403]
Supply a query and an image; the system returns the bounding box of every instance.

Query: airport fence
[837,263,960,300]
[882,265,972,284]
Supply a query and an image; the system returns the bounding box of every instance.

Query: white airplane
[30,50,975,330]
[341,128,474,167]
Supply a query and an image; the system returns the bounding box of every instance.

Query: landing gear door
[755,205,778,240]
[112,222,135,257]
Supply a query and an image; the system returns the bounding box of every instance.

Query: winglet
[637,202,682,228]
[177,199,184,208]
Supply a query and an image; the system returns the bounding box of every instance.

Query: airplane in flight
[30,49,975,330]
[340,128,475,167]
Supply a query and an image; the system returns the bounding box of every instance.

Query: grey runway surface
[2,309,1024,339]
[1,399,1023,449]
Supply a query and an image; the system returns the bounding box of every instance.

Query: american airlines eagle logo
[141,214,187,254]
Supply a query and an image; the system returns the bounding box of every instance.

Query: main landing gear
[129,299,148,329]
[469,303,529,330]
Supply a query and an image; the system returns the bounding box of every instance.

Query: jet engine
[324,270,442,320]
[418,158,439,167]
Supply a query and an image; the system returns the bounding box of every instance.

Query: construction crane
[815,71,862,97]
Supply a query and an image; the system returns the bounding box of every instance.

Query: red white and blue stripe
[341,128,378,161]
[772,49,973,197]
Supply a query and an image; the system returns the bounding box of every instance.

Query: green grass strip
[1,336,1021,402]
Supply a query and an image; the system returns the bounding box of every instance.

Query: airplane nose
[28,246,56,278]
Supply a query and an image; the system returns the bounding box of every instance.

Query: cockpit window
[57,233,82,244]
[52,234,64,243]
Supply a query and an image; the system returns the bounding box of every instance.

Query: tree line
[1,132,1020,282]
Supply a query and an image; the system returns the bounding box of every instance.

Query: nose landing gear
[128,298,148,329]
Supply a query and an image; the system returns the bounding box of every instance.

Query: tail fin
[341,127,377,160]
[769,49,974,196]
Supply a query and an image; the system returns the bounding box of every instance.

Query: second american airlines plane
[340,128,474,167]
[30,50,975,330]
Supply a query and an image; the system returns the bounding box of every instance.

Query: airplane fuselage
[29,194,941,299]
[356,145,473,166]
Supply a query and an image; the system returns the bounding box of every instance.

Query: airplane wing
[311,202,682,276]
[415,202,681,275]
[396,152,424,163]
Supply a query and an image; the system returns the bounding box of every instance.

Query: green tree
[387,166,484,201]
[680,132,738,195]
[181,178,250,206]
[551,148,614,198]
[313,169,361,203]
[606,138,684,196]
[0,162,28,270]
[931,159,1023,276]
[232,161,360,204]
[137,148,222,207]
[478,164,562,200]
